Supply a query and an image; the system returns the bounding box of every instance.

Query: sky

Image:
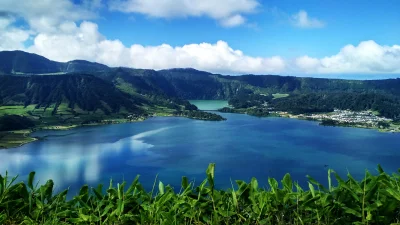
[0,0,399,79]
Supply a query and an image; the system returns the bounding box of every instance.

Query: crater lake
[1,102,400,195]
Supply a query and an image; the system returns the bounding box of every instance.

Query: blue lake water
[1,112,400,196]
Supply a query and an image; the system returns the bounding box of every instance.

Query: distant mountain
[101,66,400,100]
[0,74,143,114]
[0,51,109,75]
[0,51,63,75]
[64,60,110,73]
[1,50,400,101]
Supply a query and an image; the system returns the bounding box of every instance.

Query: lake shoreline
[0,110,227,150]
[0,118,148,150]
[216,109,400,133]
[2,100,399,150]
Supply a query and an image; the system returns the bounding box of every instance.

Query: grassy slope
[0,104,147,148]
[272,93,290,99]
[0,130,36,149]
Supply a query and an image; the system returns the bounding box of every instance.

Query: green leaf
[308,182,315,198]
[268,178,278,192]
[328,169,332,192]
[27,171,35,190]
[101,204,114,217]
[117,199,124,217]
[251,177,258,191]
[159,181,165,195]
[92,187,103,200]
[230,179,238,208]
[206,163,215,191]
[386,188,400,201]
[181,176,189,189]
[282,173,292,192]
[343,206,362,217]
[377,164,384,174]
[126,175,140,195]
[307,175,326,191]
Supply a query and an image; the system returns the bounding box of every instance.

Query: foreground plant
[1,164,400,225]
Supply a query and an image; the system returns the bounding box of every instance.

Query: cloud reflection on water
[0,127,172,188]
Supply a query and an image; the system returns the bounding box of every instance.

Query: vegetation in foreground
[1,164,400,224]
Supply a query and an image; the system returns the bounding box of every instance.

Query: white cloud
[220,15,246,27]
[0,0,399,75]
[29,21,105,62]
[291,10,325,29]
[27,21,285,74]
[109,0,259,27]
[8,19,400,75]
[294,40,400,74]
[294,56,321,73]
[0,16,30,51]
[0,0,96,33]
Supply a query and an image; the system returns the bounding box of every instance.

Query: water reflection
[0,126,172,188]
[0,115,399,194]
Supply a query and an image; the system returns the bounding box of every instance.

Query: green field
[0,104,137,148]
[0,105,37,116]
[272,93,290,99]
[0,130,36,149]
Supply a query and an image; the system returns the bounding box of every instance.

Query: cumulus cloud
[291,10,325,29]
[0,16,30,51]
[0,0,96,33]
[109,0,259,27]
[294,40,400,74]
[5,19,400,75]
[27,21,285,74]
[0,0,399,75]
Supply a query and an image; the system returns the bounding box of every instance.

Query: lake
[189,100,229,110]
[1,103,400,196]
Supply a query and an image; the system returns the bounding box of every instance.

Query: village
[303,109,392,124]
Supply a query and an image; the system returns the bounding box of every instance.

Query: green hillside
[0,51,109,75]
[1,50,400,126]
[0,51,64,75]
[64,60,110,73]
[0,74,143,114]
[1,51,400,100]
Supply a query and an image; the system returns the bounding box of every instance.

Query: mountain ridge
[0,51,110,75]
[2,50,399,82]
[2,50,400,102]
[0,73,144,114]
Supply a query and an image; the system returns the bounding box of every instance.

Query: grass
[146,106,176,116]
[0,130,36,149]
[1,164,400,224]
[0,105,129,149]
[272,93,290,99]
[0,105,37,116]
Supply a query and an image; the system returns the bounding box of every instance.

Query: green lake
[189,100,229,110]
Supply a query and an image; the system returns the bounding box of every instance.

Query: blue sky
[0,0,399,78]
[98,0,400,58]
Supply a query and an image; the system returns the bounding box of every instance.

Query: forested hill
[1,50,400,101]
[156,70,400,98]
[0,74,144,115]
[0,51,109,75]
[95,67,400,100]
